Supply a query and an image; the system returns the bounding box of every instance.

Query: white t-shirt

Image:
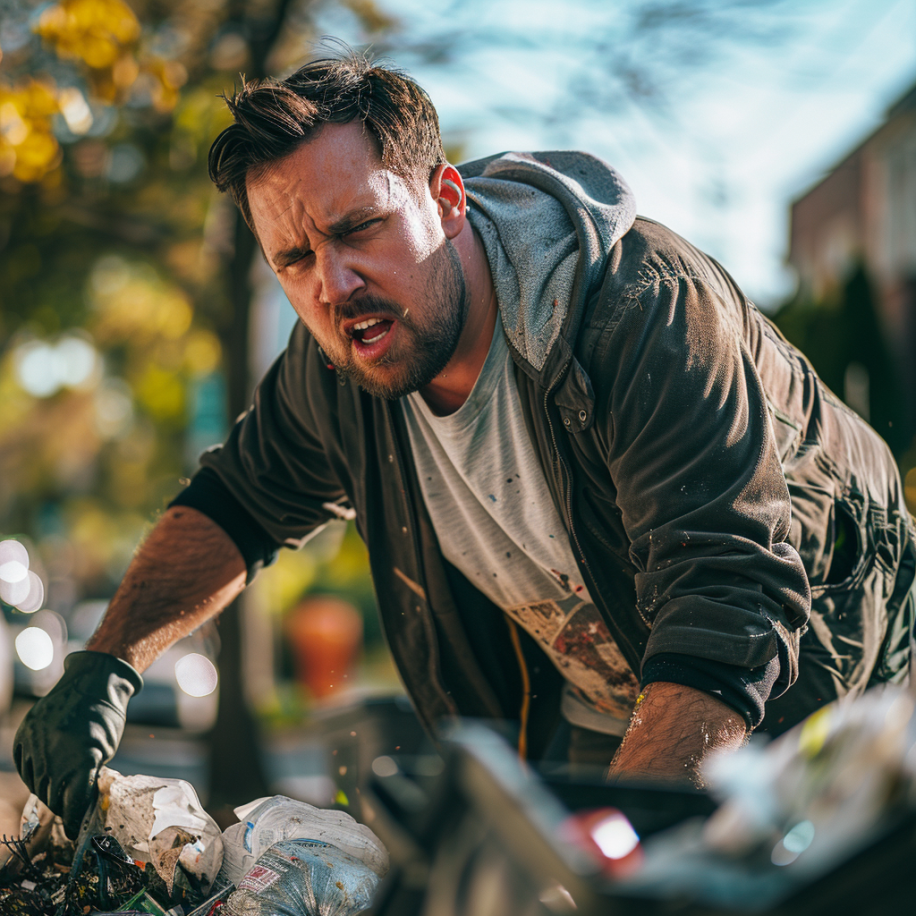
[401,326,640,735]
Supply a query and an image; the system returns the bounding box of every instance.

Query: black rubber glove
[14,650,143,838]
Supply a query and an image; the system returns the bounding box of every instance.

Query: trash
[700,684,916,872]
[614,685,916,910]
[223,839,381,916]
[0,782,387,915]
[184,884,234,916]
[91,767,224,897]
[0,827,152,916]
[115,887,173,914]
[0,799,74,915]
[216,796,388,888]
[0,795,75,879]
[0,769,225,915]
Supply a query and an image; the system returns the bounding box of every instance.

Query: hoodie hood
[460,151,636,374]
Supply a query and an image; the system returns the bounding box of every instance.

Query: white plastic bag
[218,796,388,887]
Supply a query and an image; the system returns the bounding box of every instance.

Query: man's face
[246,120,467,400]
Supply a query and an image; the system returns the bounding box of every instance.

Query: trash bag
[224,839,381,916]
[217,797,387,888]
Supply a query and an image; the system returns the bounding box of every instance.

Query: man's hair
[208,52,447,228]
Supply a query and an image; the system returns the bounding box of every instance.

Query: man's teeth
[352,317,391,345]
[363,326,389,344]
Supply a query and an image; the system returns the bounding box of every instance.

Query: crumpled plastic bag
[225,839,381,916]
[91,766,223,895]
[217,796,387,887]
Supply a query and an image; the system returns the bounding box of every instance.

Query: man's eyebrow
[327,205,380,235]
[270,205,382,268]
[272,244,313,269]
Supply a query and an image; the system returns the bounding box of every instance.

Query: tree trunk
[207,211,269,813]
[206,0,299,813]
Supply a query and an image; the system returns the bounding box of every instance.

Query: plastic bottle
[224,839,380,916]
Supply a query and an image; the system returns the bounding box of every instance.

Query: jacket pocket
[816,495,869,595]
[800,488,902,694]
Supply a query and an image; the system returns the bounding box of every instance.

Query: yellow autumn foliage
[183,330,223,376]
[0,78,62,182]
[132,362,186,421]
[36,0,140,70]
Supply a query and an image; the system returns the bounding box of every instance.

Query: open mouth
[347,316,397,358]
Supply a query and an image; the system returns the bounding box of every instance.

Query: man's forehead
[247,142,413,230]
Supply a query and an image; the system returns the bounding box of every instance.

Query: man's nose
[316,244,365,307]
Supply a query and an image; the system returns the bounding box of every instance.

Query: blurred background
[1,0,915,824]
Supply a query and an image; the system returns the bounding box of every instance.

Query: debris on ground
[0,780,387,916]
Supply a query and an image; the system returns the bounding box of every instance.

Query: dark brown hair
[208,52,446,228]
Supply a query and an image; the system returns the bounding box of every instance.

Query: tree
[1,0,394,808]
[772,262,908,455]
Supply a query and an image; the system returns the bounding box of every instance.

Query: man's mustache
[334,297,409,328]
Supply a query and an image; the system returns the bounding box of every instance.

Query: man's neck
[419,224,498,416]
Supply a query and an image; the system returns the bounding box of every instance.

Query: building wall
[789,155,862,301]
[788,85,916,439]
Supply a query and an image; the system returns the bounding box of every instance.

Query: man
[15,54,916,837]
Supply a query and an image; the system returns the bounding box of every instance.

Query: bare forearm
[608,681,746,786]
[86,506,247,672]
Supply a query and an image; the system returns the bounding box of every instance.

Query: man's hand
[14,505,246,834]
[608,681,746,786]
[14,651,141,838]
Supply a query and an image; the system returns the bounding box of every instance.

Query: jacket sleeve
[599,269,810,693]
[196,323,348,549]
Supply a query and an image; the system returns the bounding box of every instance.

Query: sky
[321,0,916,309]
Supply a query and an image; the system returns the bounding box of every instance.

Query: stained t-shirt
[401,325,640,735]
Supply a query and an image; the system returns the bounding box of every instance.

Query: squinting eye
[347,219,380,235]
[277,250,312,269]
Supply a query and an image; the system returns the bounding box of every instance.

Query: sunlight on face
[247,122,468,400]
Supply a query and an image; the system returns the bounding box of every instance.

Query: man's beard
[324,239,469,400]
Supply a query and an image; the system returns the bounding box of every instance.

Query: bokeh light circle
[16,572,45,614]
[175,653,218,697]
[0,540,29,584]
[16,627,54,671]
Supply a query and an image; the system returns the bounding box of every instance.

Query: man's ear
[430,163,466,239]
